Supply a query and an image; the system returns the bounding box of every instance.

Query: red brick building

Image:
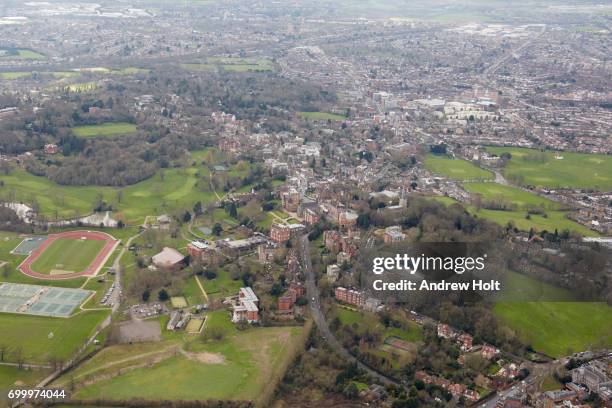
[303,208,320,225]
[278,295,294,312]
[334,287,365,307]
[270,223,305,243]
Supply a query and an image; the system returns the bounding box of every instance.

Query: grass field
[471,208,597,236]
[0,49,45,60]
[464,183,562,210]
[0,365,50,389]
[494,302,612,357]
[30,238,106,275]
[429,195,597,236]
[73,122,137,138]
[182,58,274,73]
[493,271,612,357]
[0,152,221,224]
[201,269,242,300]
[298,111,347,121]
[72,321,305,403]
[425,154,494,181]
[0,310,109,363]
[485,147,612,190]
[0,72,31,79]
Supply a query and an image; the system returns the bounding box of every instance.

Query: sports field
[73,122,137,138]
[0,283,92,317]
[425,154,494,181]
[19,231,118,280]
[298,111,347,121]
[464,183,562,210]
[71,315,306,404]
[493,271,612,357]
[30,238,106,275]
[486,147,612,190]
[0,310,109,363]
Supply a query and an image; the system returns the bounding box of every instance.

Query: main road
[299,235,402,388]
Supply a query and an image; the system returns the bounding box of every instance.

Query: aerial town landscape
[0,0,610,407]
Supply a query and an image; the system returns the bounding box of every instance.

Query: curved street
[299,235,402,388]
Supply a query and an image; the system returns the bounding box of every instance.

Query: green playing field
[30,238,106,275]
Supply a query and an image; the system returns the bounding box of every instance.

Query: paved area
[11,236,47,255]
[0,282,91,317]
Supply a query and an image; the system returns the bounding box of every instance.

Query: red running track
[18,230,118,280]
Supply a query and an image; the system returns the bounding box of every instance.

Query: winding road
[299,235,402,388]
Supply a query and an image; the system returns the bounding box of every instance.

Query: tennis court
[11,236,47,255]
[0,282,92,317]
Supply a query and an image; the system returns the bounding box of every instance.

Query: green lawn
[0,49,45,60]
[30,238,106,274]
[471,208,597,236]
[425,154,493,181]
[298,111,347,121]
[73,325,304,403]
[182,58,274,73]
[72,122,137,138]
[429,194,598,237]
[494,302,612,357]
[0,310,109,363]
[493,271,612,357]
[385,323,423,343]
[0,72,31,79]
[486,147,612,190]
[337,307,362,326]
[464,183,562,210]
[0,365,50,388]
[201,269,243,300]
[0,153,219,224]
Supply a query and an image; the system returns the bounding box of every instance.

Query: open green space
[0,49,45,60]
[201,269,242,300]
[337,306,362,326]
[0,71,31,79]
[493,271,612,357]
[72,323,304,403]
[428,194,597,236]
[464,183,562,210]
[182,57,274,73]
[0,310,109,363]
[0,150,223,224]
[30,238,106,275]
[485,147,612,190]
[494,301,612,357]
[298,111,347,121]
[0,365,50,388]
[425,154,493,181]
[472,208,597,236]
[73,122,137,138]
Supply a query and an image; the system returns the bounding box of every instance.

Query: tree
[183,211,192,223]
[193,201,203,216]
[212,223,223,236]
[158,289,169,301]
[226,201,238,218]
[142,289,150,302]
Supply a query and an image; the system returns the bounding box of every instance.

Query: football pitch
[30,238,106,275]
